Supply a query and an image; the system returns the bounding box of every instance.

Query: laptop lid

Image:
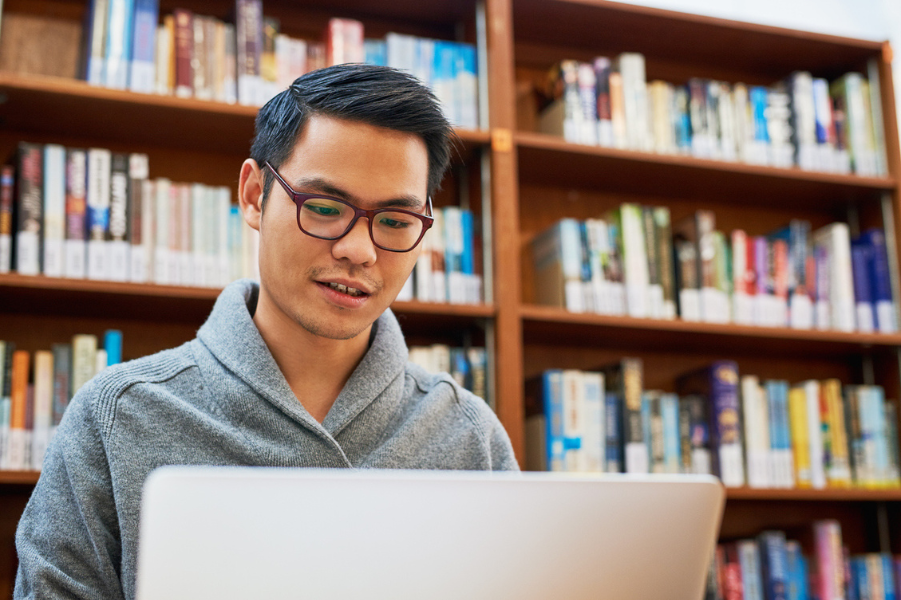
[135,467,724,600]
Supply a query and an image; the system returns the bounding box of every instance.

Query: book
[235,0,263,105]
[758,530,789,600]
[856,229,897,333]
[788,382,812,488]
[71,334,99,396]
[813,520,845,600]
[128,0,158,93]
[31,350,54,470]
[84,0,111,85]
[679,394,712,475]
[64,149,88,278]
[743,375,772,488]
[822,379,852,487]
[87,148,112,280]
[104,330,123,366]
[128,155,150,283]
[42,144,66,278]
[678,361,745,487]
[8,350,30,470]
[51,344,71,436]
[173,9,194,98]
[531,219,585,312]
[764,379,794,488]
[16,143,43,276]
[0,166,12,273]
[812,223,856,332]
[104,0,136,89]
[602,358,646,474]
[108,153,131,281]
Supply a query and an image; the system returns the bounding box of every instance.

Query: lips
[326,281,366,297]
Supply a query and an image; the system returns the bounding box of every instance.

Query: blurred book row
[408,344,489,407]
[0,333,121,471]
[704,521,900,600]
[0,1,480,127]
[525,360,901,490]
[532,206,898,334]
[537,54,886,177]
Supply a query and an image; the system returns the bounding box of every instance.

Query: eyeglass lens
[300,198,424,251]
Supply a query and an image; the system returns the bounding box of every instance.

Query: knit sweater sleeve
[14,379,125,600]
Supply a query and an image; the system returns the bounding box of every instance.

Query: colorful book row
[538,54,886,177]
[705,521,900,600]
[532,207,898,333]
[1,143,259,287]
[408,344,489,407]
[80,0,480,127]
[524,360,901,490]
[0,333,121,471]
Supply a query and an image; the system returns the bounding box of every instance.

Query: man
[15,64,517,600]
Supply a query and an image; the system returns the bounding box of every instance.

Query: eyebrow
[292,176,425,211]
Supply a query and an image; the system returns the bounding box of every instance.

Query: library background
[1,0,901,596]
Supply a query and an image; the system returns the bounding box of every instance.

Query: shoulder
[404,361,501,436]
[68,342,199,438]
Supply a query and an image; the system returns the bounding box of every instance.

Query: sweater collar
[197,279,409,437]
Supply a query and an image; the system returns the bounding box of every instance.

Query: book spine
[710,361,745,487]
[743,374,768,488]
[594,57,613,147]
[31,350,54,470]
[104,0,135,89]
[16,143,43,275]
[758,531,788,600]
[661,392,681,473]
[71,334,98,394]
[128,154,149,283]
[561,369,586,471]
[191,15,209,101]
[619,358,647,474]
[173,9,193,98]
[235,0,263,106]
[860,229,897,333]
[104,330,123,366]
[619,204,649,318]
[85,0,111,85]
[128,0,158,93]
[788,384,812,488]
[8,350,30,470]
[814,520,846,600]
[0,166,13,273]
[42,144,66,278]
[604,391,622,472]
[543,370,565,472]
[884,401,901,486]
[51,344,71,432]
[87,148,112,280]
[644,391,664,473]
[64,149,88,278]
[582,372,605,472]
[824,379,852,487]
[871,387,891,487]
[738,539,765,600]
[108,153,130,281]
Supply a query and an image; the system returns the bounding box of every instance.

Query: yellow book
[788,385,812,488]
[823,379,852,487]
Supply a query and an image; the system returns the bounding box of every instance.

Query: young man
[15,65,517,599]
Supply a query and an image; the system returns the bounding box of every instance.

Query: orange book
[8,350,30,469]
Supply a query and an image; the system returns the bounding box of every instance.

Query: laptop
[135,467,724,600]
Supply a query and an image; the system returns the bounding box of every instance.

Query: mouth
[324,281,368,297]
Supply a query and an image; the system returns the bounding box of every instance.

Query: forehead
[283,115,429,202]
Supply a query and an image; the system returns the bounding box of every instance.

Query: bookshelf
[0,0,900,594]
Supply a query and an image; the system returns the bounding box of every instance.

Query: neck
[252,287,371,423]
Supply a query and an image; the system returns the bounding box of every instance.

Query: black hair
[249,63,456,208]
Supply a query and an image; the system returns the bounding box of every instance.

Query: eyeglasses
[264,162,434,253]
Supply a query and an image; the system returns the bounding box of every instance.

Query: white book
[191,183,207,286]
[95,349,108,375]
[31,350,54,470]
[803,380,826,489]
[561,370,586,472]
[177,184,193,285]
[616,53,651,152]
[104,0,134,89]
[0,397,10,470]
[217,187,231,287]
[813,223,856,332]
[619,204,648,318]
[443,207,466,304]
[396,273,414,302]
[582,372,605,473]
[42,144,66,278]
[87,149,112,280]
[742,376,770,488]
[155,23,172,95]
[153,178,172,285]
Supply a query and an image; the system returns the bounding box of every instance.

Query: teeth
[328,282,363,297]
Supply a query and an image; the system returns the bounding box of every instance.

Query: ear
[238,158,264,232]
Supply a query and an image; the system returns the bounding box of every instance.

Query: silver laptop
[135,467,724,600]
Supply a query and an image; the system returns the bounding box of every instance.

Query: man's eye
[379,217,411,229]
[305,203,341,216]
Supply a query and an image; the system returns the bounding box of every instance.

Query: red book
[174,9,194,98]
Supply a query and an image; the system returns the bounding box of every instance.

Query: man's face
[255,115,429,341]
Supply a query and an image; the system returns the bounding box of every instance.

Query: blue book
[457,43,479,129]
[785,542,809,600]
[858,229,897,333]
[661,393,681,473]
[431,40,457,124]
[364,39,387,66]
[758,531,788,600]
[104,330,123,366]
[884,553,897,600]
[738,539,765,600]
[51,344,71,428]
[461,209,474,278]
[871,387,891,485]
[543,370,565,472]
[104,0,136,88]
[604,392,622,473]
[128,0,158,93]
[84,0,110,84]
[853,557,869,600]
[750,86,770,143]
[851,239,876,332]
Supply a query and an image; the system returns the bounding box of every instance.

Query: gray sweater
[15,279,518,600]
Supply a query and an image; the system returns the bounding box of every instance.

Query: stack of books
[532,208,898,334]
[0,332,122,471]
[706,521,901,600]
[1,142,260,286]
[408,344,488,405]
[538,54,886,176]
[525,359,901,491]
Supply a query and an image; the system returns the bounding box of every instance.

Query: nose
[331,215,377,266]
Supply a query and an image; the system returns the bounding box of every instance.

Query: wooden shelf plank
[0,72,490,156]
[515,132,895,208]
[520,304,901,358]
[0,471,40,485]
[726,487,901,501]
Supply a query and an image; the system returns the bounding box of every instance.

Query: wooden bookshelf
[1,0,901,594]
